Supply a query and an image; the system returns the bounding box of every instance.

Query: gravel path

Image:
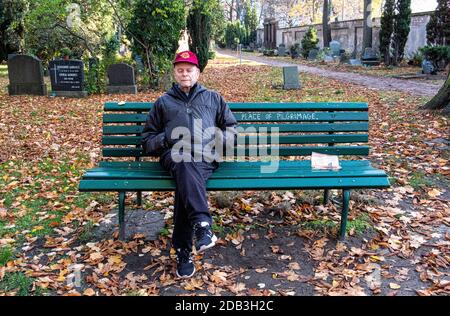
[217,49,440,97]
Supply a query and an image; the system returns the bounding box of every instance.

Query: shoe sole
[196,235,218,253]
[176,266,196,278]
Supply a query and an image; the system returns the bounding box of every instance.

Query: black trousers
[160,151,219,250]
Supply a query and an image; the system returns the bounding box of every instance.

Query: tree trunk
[230,0,234,22]
[322,0,331,47]
[420,72,450,113]
[363,0,372,49]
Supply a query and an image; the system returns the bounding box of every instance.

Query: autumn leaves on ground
[0,56,448,296]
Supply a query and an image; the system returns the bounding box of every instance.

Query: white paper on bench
[311,152,342,170]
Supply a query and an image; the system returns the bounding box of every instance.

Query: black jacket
[141,83,238,160]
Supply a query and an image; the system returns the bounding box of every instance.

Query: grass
[0,272,34,296]
[302,212,373,235]
[78,220,95,243]
[158,226,170,237]
[409,171,434,190]
[0,156,108,242]
[0,246,13,266]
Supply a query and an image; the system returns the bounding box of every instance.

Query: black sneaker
[193,221,218,253]
[175,248,195,278]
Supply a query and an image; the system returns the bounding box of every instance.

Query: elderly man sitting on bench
[141,51,238,278]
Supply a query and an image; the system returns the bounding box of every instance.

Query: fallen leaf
[427,188,442,198]
[285,271,300,281]
[210,270,228,285]
[270,245,281,253]
[288,262,300,270]
[183,278,204,291]
[107,255,122,265]
[89,252,104,262]
[228,282,246,294]
[31,226,44,233]
[389,283,401,290]
[83,288,96,296]
[370,255,385,262]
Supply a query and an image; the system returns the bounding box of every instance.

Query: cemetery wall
[258,11,431,58]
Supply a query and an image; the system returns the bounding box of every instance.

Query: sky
[411,0,437,13]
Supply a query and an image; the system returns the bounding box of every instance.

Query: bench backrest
[102,102,369,160]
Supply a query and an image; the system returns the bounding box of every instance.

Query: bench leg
[339,189,351,240]
[136,191,142,207]
[323,189,329,204]
[118,191,126,240]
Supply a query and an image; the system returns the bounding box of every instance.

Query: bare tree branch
[105,0,148,50]
[53,22,96,56]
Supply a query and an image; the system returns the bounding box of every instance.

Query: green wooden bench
[79,101,390,240]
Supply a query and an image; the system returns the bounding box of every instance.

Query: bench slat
[79,176,390,191]
[103,112,369,123]
[234,112,368,122]
[104,102,369,112]
[102,146,370,157]
[103,114,148,123]
[103,136,142,145]
[102,123,369,135]
[102,134,369,146]
[97,160,374,169]
[238,123,368,132]
[103,126,144,135]
[83,168,387,180]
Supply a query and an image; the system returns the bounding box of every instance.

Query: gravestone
[349,59,362,66]
[107,63,137,94]
[49,59,87,97]
[422,60,435,75]
[361,48,380,66]
[307,49,319,60]
[278,44,286,57]
[362,47,377,60]
[7,55,47,96]
[324,55,334,62]
[340,52,350,64]
[282,66,300,90]
[330,40,341,57]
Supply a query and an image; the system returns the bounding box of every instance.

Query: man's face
[174,63,200,90]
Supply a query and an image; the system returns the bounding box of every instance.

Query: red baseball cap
[173,50,199,68]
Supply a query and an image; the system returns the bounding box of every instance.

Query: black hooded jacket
[141,83,238,160]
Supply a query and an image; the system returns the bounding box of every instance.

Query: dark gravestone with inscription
[107,63,137,94]
[49,59,87,97]
[361,48,380,66]
[7,55,47,96]
[282,66,300,90]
